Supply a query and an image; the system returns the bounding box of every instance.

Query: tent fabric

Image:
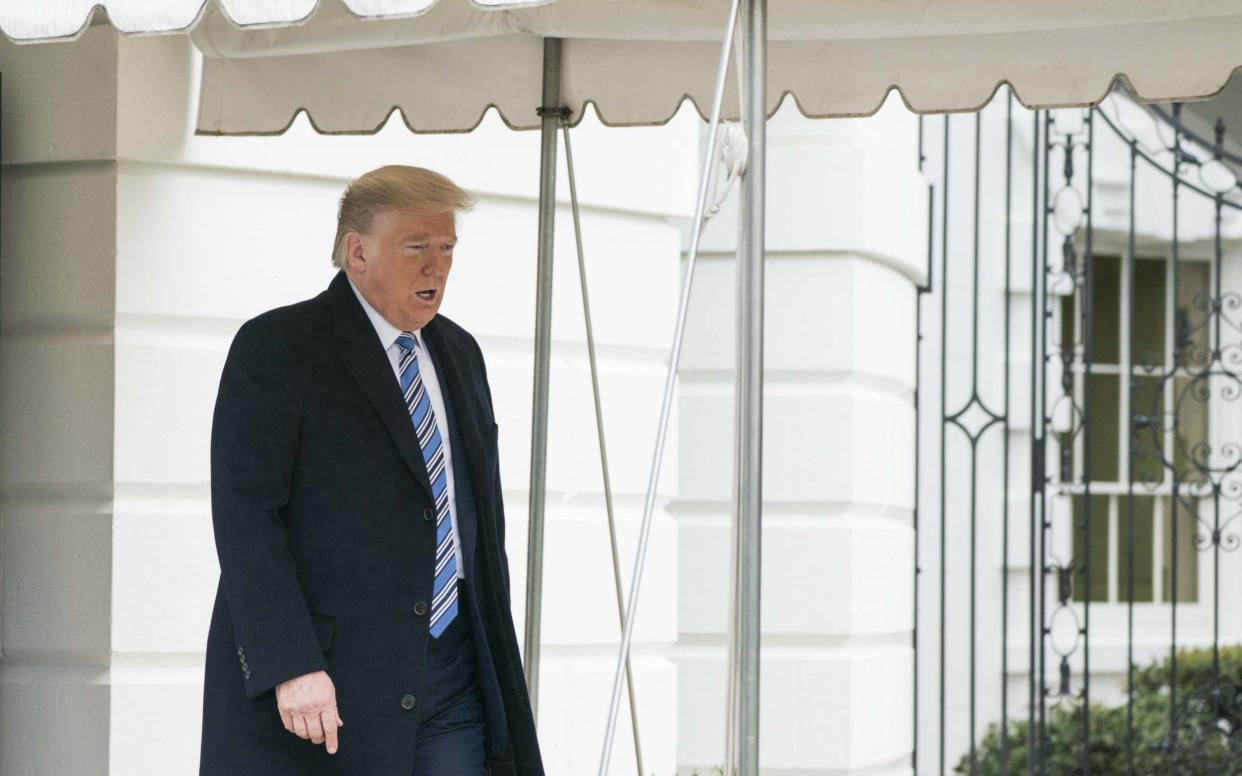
[4,1,1242,134]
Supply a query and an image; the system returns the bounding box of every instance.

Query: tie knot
[396,331,417,352]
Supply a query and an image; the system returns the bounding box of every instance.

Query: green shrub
[959,643,1242,775]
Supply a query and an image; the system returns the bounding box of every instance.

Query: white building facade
[2,25,1240,776]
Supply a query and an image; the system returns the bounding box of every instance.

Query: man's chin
[401,310,439,330]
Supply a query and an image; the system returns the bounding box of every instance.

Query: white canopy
[3,0,1241,134]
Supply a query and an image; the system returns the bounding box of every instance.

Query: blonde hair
[332,165,476,269]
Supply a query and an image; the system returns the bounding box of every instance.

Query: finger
[280,709,295,733]
[293,713,310,740]
[321,707,341,754]
[305,711,326,745]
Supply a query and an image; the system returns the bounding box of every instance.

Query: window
[1059,253,1209,604]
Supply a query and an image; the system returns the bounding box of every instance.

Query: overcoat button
[237,646,244,655]
[414,601,428,616]
[243,670,251,680]
[400,694,416,711]
[423,507,435,523]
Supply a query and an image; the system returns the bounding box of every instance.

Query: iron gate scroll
[914,84,1242,776]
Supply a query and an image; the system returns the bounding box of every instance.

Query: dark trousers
[413,582,486,776]
[411,689,486,775]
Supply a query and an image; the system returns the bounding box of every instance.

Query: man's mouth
[416,288,437,301]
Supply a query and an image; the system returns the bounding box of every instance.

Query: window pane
[1130,375,1166,486]
[1160,496,1199,603]
[1061,293,1076,354]
[1089,254,1120,364]
[1172,376,1210,478]
[1132,258,1167,367]
[1085,373,1119,482]
[1118,494,1155,603]
[1071,494,1111,603]
[1175,260,1211,369]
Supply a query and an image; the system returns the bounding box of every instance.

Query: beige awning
[4,0,1242,134]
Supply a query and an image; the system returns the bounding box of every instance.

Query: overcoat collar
[326,270,493,514]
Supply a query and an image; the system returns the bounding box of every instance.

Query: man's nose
[424,250,451,272]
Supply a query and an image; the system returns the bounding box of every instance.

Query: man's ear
[345,232,366,273]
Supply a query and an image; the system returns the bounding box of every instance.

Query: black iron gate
[914,83,1242,775]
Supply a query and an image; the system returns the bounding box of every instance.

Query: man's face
[345,206,457,331]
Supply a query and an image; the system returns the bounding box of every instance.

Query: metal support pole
[596,2,743,772]
[733,1,765,774]
[562,123,646,776]
[523,36,564,715]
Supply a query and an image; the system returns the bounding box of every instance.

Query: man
[199,165,543,776]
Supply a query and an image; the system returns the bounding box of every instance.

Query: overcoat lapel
[421,317,496,521]
[328,271,434,503]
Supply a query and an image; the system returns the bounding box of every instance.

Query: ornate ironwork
[915,81,1242,775]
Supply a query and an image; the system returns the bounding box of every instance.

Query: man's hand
[275,670,345,754]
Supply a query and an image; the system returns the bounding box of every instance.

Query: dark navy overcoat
[199,270,543,776]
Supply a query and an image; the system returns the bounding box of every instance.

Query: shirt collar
[347,275,424,353]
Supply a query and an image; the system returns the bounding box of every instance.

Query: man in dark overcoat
[199,164,543,776]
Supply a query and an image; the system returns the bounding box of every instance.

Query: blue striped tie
[395,331,458,638]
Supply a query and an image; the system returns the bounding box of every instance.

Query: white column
[674,95,926,775]
[0,26,120,776]
[1211,239,1242,646]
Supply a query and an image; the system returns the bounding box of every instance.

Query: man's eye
[408,244,427,251]
[442,244,456,251]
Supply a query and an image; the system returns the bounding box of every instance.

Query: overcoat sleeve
[210,315,327,701]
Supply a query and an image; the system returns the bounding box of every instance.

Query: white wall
[1,27,698,776]
[673,95,927,775]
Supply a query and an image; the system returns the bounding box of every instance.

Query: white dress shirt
[348,277,465,579]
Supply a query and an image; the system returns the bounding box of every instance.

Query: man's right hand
[275,670,344,754]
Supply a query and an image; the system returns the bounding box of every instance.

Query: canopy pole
[733,1,765,774]
[523,35,564,717]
